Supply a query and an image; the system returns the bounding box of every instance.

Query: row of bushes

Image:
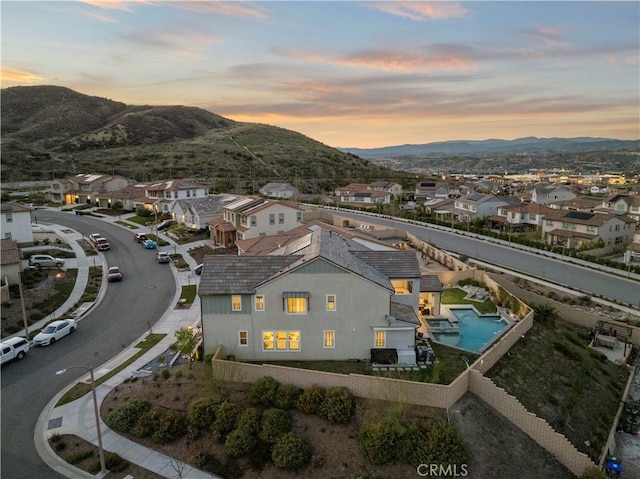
[246,376,356,424]
[106,399,187,444]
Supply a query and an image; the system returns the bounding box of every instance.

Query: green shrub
[137,406,188,444]
[296,384,326,415]
[271,432,311,470]
[396,420,431,466]
[67,449,93,464]
[236,406,262,433]
[225,427,258,457]
[104,451,130,473]
[174,369,183,379]
[161,368,170,379]
[212,402,241,437]
[274,383,302,410]
[425,420,467,465]
[358,416,403,465]
[188,396,219,430]
[246,376,280,406]
[259,408,292,444]
[107,399,151,433]
[321,386,355,424]
[553,340,581,361]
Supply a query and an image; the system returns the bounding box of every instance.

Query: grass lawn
[249,359,373,375]
[146,234,169,246]
[441,287,497,313]
[114,220,138,229]
[487,319,629,461]
[179,285,197,303]
[127,215,155,226]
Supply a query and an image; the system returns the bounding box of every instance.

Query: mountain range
[340,137,639,159]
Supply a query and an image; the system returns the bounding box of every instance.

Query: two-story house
[0,203,33,246]
[415,182,450,201]
[542,210,636,252]
[599,194,640,222]
[549,195,603,213]
[488,203,556,231]
[171,195,238,231]
[453,194,517,222]
[368,181,403,197]
[50,174,129,205]
[259,182,297,199]
[145,180,209,215]
[530,183,576,205]
[208,196,304,247]
[199,227,422,364]
[334,182,394,205]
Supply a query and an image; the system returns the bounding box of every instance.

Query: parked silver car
[28,254,65,268]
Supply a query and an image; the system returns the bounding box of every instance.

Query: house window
[375,331,386,348]
[278,213,285,224]
[586,225,596,233]
[546,219,554,226]
[391,280,412,295]
[296,212,302,221]
[238,331,248,347]
[326,294,336,311]
[255,295,264,311]
[250,215,257,227]
[283,292,309,314]
[269,214,275,225]
[324,330,335,348]
[231,295,242,311]
[4,232,11,239]
[5,213,12,223]
[615,236,624,244]
[262,331,300,351]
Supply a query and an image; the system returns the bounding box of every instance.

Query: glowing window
[238,331,248,346]
[324,330,335,348]
[286,297,307,314]
[326,294,336,311]
[255,295,264,311]
[262,331,300,351]
[231,295,242,311]
[263,331,274,350]
[375,331,386,348]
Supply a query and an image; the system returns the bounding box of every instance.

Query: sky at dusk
[2,1,639,148]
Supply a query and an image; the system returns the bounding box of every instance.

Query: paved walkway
[32,209,221,478]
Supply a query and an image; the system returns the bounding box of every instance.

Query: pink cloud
[368,1,468,20]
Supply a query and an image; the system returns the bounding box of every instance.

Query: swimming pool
[427,319,455,329]
[431,307,509,353]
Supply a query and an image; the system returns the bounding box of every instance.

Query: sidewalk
[33,210,221,478]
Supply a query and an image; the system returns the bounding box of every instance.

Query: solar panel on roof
[565,211,594,220]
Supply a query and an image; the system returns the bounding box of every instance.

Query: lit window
[239,331,248,346]
[262,331,300,351]
[324,330,335,348]
[375,331,386,348]
[263,331,274,350]
[231,295,242,311]
[286,297,307,314]
[391,280,412,295]
[326,294,336,311]
[255,295,264,311]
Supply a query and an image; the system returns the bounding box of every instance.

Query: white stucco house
[146,180,209,215]
[0,203,34,246]
[171,195,238,230]
[198,227,423,364]
[530,183,576,205]
[259,182,297,199]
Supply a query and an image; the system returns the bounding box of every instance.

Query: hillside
[0,86,401,186]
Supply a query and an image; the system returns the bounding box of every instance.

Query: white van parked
[1,337,30,365]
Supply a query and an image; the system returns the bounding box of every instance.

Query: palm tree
[532,303,559,326]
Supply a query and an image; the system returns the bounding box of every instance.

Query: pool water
[427,319,454,329]
[432,308,508,353]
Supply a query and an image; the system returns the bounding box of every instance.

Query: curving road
[1,211,176,479]
[329,209,640,307]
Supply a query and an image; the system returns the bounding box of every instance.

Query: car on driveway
[134,233,148,243]
[28,254,66,269]
[194,264,203,275]
[157,220,175,231]
[33,319,77,346]
[142,239,157,249]
[157,251,171,263]
[107,266,123,282]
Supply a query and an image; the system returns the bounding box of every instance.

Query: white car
[1,337,30,364]
[28,254,66,269]
[33,319,77,346]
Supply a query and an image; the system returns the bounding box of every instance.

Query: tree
[171,327,197,369]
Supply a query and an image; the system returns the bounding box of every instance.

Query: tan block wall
[469,370,595,477]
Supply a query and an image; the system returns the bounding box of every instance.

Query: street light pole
[56,365,106,475]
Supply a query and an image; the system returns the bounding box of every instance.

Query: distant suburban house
[624,228,640,264]
[549,195,603,213]
[208,196,304,247]
[488,203,556,231]
[199,227,423,364]
[0,238,23,288]
[453,194,517,221]
[415,182,449,201]
[145,180,209,215]
[50,174,129,205]
[0,202,34,246]
[368,181,403,197]
[598,194,640,222]
[424,198,455,220]
[93,184,149,210]
[530,183,576,205]
[541,210,636,252]
[259,182,297,199]
[171,195,238,231]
